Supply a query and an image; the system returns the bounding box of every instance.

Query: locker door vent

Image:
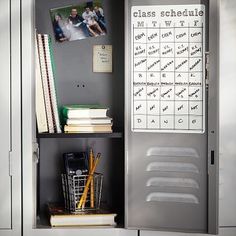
[145,147,200,204]
[146,147,199,158]
[146,162,199,173]
[146,177,199,188]
[146,192,199,204]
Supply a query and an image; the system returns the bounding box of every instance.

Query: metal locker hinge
[126,150,129,175]
[9,151,13,177]
[33,142,39,163]
[205,52,210,87]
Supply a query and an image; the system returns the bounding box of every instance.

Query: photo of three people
[51,1,107,42]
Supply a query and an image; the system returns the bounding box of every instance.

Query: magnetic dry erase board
[131,5,205,133]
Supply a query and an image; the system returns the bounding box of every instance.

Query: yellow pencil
[78,153,101,209]
[90,149,95,208]
[80,153,100,209]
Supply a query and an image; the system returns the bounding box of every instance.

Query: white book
[48,204,117,227]
[35,34,48,133]
[37,34,54,133]
[66,109,108,119]
[43,35,61,133]
[50,213,117,227]
[64,124,112,133]
[66,118,112,125]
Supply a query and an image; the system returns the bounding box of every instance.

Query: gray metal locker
[20,0,219,235]
[219,0,236,227]
[0,0,21,235]
[0,0,13,229]
[125,0,219,234]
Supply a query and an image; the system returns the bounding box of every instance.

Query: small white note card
[93,45,112,73]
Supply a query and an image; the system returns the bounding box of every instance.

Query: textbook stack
[62,105,113,133]
[35,33,61,133]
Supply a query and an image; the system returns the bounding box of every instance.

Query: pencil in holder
[62,173,103,213]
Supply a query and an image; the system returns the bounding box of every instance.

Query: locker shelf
[36,130,123,139]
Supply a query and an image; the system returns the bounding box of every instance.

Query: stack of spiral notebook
[35,33,61,133]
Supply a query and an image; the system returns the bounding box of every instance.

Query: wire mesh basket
[62,173,103,213]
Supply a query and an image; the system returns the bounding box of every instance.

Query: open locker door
[125,0,219,234]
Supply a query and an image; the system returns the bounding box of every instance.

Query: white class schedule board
[131,5,206,133]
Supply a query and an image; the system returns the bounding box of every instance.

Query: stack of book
[62,105,113,133]
[35,33,61,133]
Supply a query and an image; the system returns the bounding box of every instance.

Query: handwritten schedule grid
[131,5,205,133]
